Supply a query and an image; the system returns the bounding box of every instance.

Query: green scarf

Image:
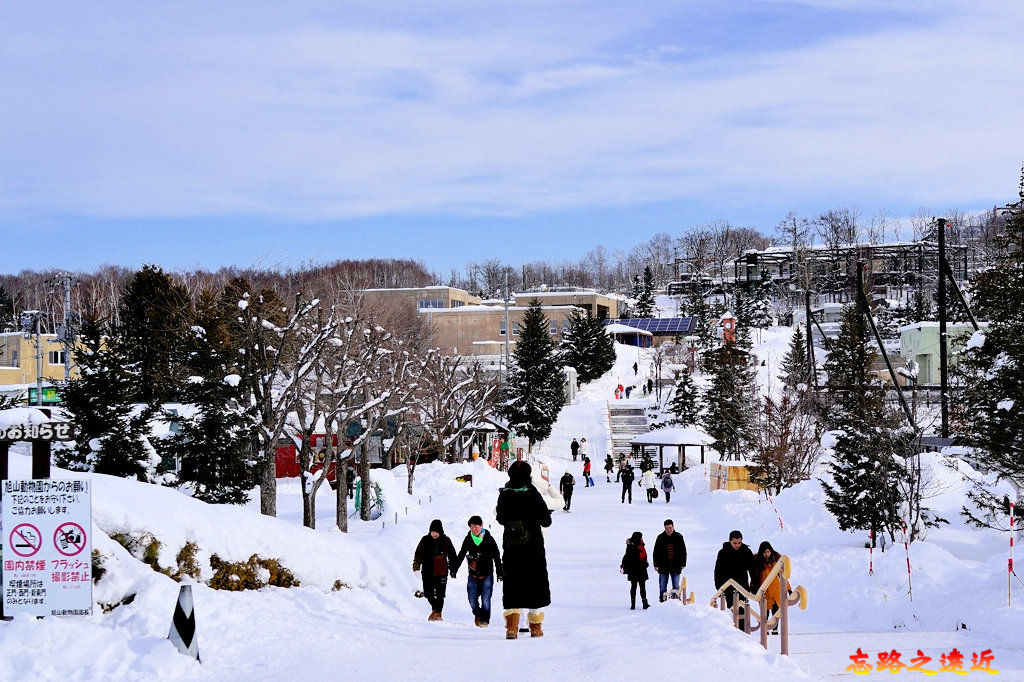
[471,530,484,547]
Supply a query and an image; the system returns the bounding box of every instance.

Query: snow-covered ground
[1,337,1021,680]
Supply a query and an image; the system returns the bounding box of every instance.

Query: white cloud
[0,1,1022,223]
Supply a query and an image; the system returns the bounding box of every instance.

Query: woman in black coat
[496,460,552,639]
[620,531,650,610]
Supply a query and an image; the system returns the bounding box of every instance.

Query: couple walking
[619,520,688,609]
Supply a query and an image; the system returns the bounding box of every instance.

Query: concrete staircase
[607,402,649,458]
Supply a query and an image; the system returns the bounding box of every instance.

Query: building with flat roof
[899,322,984,386]
[362,286,482,312]
[512,290,620,319]
[420,304,580,357]
[0,332,77,387]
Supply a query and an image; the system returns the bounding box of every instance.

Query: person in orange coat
[752,541,790,618]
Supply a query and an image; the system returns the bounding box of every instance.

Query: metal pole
[62,274,73,382]
[857,262,914,426]
[804,290,817,391]
[504,272,510,380]
[937,218,949,439]
[35,315,43,407]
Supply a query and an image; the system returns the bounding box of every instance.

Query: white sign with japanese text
[2,479,92,616]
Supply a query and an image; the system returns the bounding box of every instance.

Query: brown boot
[474,616,481,627]
[527,611,544,637]
[428,611,442,621]
[504,611,520,639]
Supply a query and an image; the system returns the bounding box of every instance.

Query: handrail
[708,554,789,607]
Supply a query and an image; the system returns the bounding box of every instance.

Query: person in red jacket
[582,456,593,487]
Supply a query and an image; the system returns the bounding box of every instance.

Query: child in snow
[452,515,503,628]
[620,531,650,610]
[413,519,458,621]
[661,471,675,503]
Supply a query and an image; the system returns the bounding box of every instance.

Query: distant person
[580,437,588,463]
[570,437,580,462]
[633,362,638,375]
[661,471,675,503]
[620,462,635,503]
[346,464,356,499]
[714,530,756,629]
[641,467,657,503]
[604,454,614,482]
[669,462,679,475]
[620,531,650,610]
[496,461,552,639]
[452,515,503,628]
[559,470,575,512]
[615,454,627,482]
[653,520,686,602]
[582,456,593,487]
[413,519,458,621]
[647,378,654,394]
[625,385,632,399]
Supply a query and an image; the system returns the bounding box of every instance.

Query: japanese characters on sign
[0,422,74,442]
[846,648,999,675]
[2,479,92,616]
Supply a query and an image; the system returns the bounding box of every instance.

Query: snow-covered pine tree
[701,344,758,460]
[635,265,656,318]
[668,370,701,427]
[117,264,191,405]
[958,167,1024,527]
[560,308,615,384]
[161,291,259,504]
[500,299,566,448]
[58,314,157,480]
[0,284,13,326]
[820,304,907,542]
[779,325,810,390]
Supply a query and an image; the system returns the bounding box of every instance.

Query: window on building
[550,321,558,334]
[512,322,521,336]
[11,350,18,366]
[48,350,65,365]
[500,320,507,336]
[417,299,445,309]
[451,300,465,307]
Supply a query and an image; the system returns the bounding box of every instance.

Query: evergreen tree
[0,285,13,326]
[560,308,615,384]
[779,326,810,390]
[668,370,701,427]
[958,168,1024,527]
[635,265,656,318]
[58,314,157,480]
[701,344,758,460]
[500,300,566,448]
[118,264,191,405]
[820,304,907,542]
[160,292,259,504]
[630,274,641,301]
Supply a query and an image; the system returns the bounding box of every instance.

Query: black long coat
[620,540,649,581]
[653,531,687,574]
[496,483,552,609]
[413,534,458,578]
[713,541,756,592]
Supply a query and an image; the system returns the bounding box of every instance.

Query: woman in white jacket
[641,468,658,504]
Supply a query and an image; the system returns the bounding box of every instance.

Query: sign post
[2,479,92,616]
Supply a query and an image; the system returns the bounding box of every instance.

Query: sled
[665,578,695,604]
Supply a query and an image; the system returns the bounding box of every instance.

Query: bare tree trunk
[336,453,350,532]
[260,443,277,516]
[359,443,371,521]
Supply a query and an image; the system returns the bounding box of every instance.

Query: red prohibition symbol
[53,522,87,557]
[9,523,42,557]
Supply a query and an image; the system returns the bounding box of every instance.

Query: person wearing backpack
[452,515,503,627]
[620,531,650,610]
[496,460,552,639]
[661,471,675,503]
[413,519,458,621]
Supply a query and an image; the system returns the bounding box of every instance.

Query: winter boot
[642,600,650,610]
[528,611,545,637]
[505,611,520,639]
[428,611,442,621]
[474,616,481,627]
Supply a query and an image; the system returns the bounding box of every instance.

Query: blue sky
[1,1,1022,275]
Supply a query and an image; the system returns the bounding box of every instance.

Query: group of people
[714,530,790,631]
[413,460,552,639]
[619,519,688,609]
[616,459,675,504]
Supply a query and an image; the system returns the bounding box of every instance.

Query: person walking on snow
[625,385,632,399]
[620,531,650,610]
[452,515,503,627]
[653,520,687,602]
[615,454,627,482]
[661,471,675,503]
[580,437,588,463]
[620,462,635,503]
[714,530,756,629]
[604,455,614,482]
[559,470,575,512]
[752,541,791,627]
[633,361,638,375]
[496,461,552,639]
[641,467,657,503]
[582,456,593,487]
[570,437,580,462]
[413,519,458,621]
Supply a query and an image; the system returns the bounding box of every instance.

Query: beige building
[421,305,580,357]
[0,332,77,386]
[363,286,482,312]
[513,290,620,319]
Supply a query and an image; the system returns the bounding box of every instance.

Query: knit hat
[429,519,444,534]
[508,460,532,486]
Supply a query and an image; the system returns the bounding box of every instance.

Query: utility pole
[20,310,44,406]
[503,272,510,380]
[937,218,949,439]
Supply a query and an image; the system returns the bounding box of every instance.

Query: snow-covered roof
[420,304,581,314]
[604,323,653,336]
[631,426,715,446]
[897,321,987,332]
[513,290,600,298]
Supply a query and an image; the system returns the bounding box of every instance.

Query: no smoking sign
[9,523,42,557]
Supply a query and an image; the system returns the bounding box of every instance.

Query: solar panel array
[604,318,693,334]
